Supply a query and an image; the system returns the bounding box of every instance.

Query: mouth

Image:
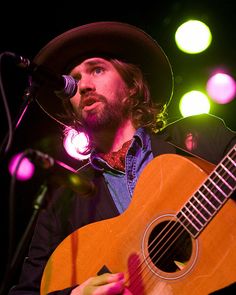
[83,101,102,112]
[82,97,99,108]
[81,96,103,112]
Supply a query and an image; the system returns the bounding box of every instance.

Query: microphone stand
[0,82,37,163]
[0,182,48,295]
[0,61,43,294]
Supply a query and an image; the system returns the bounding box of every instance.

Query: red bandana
[98,140,132,171]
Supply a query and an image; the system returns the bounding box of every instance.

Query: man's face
[69,57,130,131]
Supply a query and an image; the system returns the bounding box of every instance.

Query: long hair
[110,59,167,133]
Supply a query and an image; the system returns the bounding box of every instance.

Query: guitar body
[41,154,236,295]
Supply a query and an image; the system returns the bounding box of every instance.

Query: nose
[78,74,95,95]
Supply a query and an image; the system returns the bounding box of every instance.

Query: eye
[93,67,104,75]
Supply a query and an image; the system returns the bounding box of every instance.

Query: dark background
[1,0,236,292]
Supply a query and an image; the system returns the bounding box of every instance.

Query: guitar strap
[150,125,216,165]
[167,139,215,165]
[150,132,212,164]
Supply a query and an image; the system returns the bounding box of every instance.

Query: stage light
[175,20,212,54]
[179,90,210,117]
[8,152,35,181]
[63,128,90,160]
[206,72,236,104]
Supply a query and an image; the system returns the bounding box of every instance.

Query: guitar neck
[177,145,236,238]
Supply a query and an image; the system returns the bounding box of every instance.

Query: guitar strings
[135,156,236,291]
[127,218,187,292]
[126,152,236,293]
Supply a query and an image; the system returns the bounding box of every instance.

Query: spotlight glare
[63,128,90,160]
[175,20,212,54]
[8,152,35,181]
[179,90,211,117]
[206,72,236,104]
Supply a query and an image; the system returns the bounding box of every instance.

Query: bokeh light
[8,152,35,181]
[206,72,236,104]
[175,20,212,54]
[63,128,90,160]
[179,90,211,117]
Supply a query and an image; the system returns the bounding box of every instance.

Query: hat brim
[33,21,174,126]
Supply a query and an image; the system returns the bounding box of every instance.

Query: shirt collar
[133,127,150,150]
[89,127,150,171]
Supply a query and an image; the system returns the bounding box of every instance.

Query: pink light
[63,128,90,160]
[206,73,236,104]
[8,152,35,181]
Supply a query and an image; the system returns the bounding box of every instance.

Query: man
[8,22,236,295]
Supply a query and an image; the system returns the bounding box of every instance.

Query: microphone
[25,149,94,195]
[3,51,78,100]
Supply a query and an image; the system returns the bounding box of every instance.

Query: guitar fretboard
[177,145,236,238]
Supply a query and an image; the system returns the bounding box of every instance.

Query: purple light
[8,152,35,181]
[206,72,236,104]
[63,128,90,160]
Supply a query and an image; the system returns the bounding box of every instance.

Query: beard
[79,94,130,133]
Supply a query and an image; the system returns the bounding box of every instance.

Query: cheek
[96,80,111,94]
[98,75,124,94]
[104,80,128,101]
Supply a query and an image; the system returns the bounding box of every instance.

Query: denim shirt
[90,128,154,213]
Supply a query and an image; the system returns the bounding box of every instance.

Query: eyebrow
[70,59,109,77]
[83,59,108,67]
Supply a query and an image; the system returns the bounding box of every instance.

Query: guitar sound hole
[148,220,192,273]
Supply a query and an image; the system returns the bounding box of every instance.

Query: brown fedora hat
[33,21,174,126]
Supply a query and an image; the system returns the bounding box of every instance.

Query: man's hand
[71,272,132,295]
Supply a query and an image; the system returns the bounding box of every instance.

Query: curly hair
[110,59,168,133]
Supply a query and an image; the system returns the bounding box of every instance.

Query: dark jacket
[8,114,236,294]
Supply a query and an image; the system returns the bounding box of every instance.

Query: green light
[179,90,211,117]
[175,20,212,54]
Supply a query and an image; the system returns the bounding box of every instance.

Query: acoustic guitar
[41,145,236,295]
